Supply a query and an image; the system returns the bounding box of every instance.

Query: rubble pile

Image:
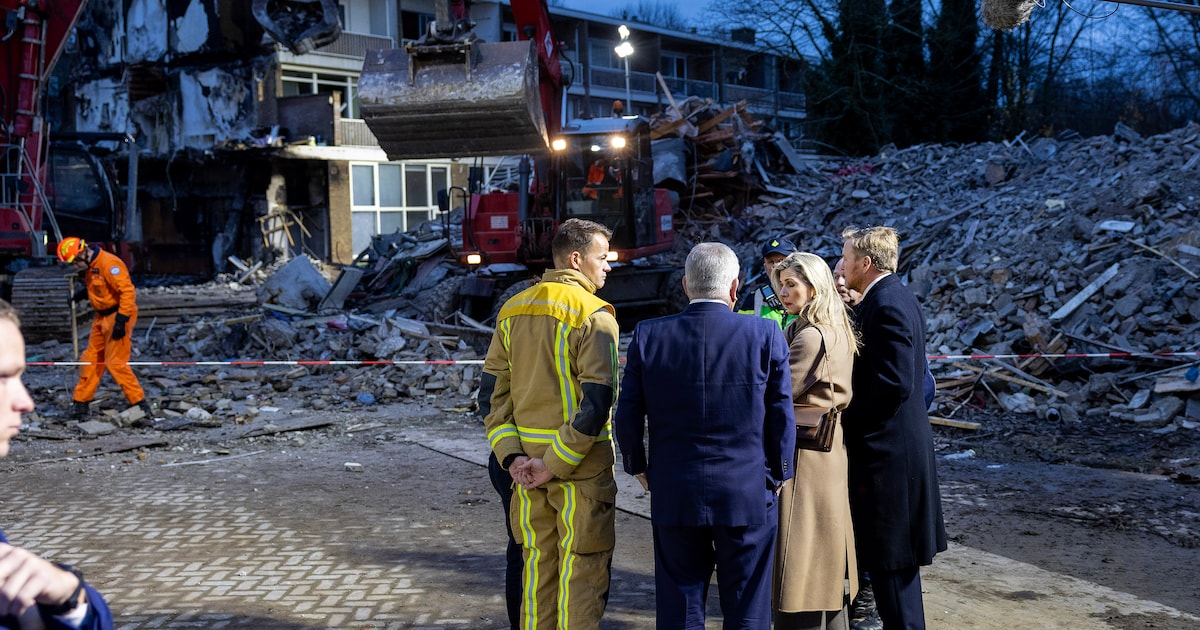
[719,121,1200,430]
[20,122,1200,440]
[649,96,780,217]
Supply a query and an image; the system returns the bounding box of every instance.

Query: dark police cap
[761,236,797,258]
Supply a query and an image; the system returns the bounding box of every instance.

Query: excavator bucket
[359,40,548,160]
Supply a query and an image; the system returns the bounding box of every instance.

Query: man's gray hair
[684,242,739,299]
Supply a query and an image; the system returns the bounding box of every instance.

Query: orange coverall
[74,248,145,406]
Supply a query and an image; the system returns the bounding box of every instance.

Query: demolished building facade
[50,0,806,276]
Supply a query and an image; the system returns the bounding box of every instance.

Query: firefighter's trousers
[74,312,145,405]
[512,478,615,630]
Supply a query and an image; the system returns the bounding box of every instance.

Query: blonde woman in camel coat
[770,252,860,630]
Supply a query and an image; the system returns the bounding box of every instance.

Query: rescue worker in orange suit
[57,237,151,423]
[581,158,622,200]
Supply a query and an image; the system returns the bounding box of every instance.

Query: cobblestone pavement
[2,432,666,629]
[6,408,1199,630]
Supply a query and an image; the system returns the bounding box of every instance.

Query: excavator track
[11,266,89,345]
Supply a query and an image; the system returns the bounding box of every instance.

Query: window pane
[281,81,305,97]
[351,211,377,254]
[380,210,405,235]
[379,164,402,207]
[405,165,427,206]
[347,87,361,119]
[408,209,433,230]
[430,167,448,211]
[351,165,375,206]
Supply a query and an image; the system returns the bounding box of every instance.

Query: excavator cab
[358,0,550,159]
[554,117,673,259]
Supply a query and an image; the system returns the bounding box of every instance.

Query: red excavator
[0,0,144,339]
[359,0,680,321]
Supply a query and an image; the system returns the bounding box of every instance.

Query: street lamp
[614,25,634,115]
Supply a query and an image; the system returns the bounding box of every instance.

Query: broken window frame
[280,68,361,119]
[349,160,451,253]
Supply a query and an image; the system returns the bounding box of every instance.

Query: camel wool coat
[774,320,859,613]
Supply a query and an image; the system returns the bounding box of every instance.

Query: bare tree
[611,1,691,31]
[986,1,1089,138]
[1140,9,1200,121]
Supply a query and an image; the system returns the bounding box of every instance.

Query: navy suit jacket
[613,301,795,527]
[0,529,114,630]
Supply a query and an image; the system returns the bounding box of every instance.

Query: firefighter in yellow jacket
[57,237,150,422]
[480,218,621,630]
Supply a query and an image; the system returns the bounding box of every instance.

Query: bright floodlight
[618,24,630,40]
[614,41,633,58]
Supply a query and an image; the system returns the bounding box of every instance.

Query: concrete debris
[716,121,1200,431]
[76,420,118,436]
[257,255,333,312]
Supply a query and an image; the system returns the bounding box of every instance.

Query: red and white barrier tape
[25,351,1200,367]
[928,351,1200,361]
[27,360,483,367]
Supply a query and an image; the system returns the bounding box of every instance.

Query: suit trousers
[652,505,778,630]
[74,312,144,405]
[511,479,614,630]
[488,454,522,630]
[871,566,925,630]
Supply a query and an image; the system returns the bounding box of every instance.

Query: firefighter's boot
[69,400,89,421]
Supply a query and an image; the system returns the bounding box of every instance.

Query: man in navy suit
[613,242,795,629]
[839,227,947,630]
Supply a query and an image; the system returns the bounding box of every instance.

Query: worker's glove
[71,283,88,304]
[112,313,129,340]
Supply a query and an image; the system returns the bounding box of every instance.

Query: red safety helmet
[57,237,88,263]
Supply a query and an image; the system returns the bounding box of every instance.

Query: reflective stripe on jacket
[483,269,620,485]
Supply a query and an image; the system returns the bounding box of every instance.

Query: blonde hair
[0,299,20,328]
[842,226,899,274]
[772,252,860,353]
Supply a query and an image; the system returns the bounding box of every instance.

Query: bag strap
[809,325,836,415]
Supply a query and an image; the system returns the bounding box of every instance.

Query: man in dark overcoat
[839,226,947,630]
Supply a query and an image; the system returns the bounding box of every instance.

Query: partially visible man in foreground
[0,299,114,630]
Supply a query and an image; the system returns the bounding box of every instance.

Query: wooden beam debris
[1123,237,1199,279]
[1049,263,1120,322]
[930,416,982,430]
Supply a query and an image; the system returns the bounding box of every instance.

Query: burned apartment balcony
[275,30,396,63]
[275,93,379,148]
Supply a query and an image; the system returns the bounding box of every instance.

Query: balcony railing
[340,119,379,147]
[311,31,395,58]
[589,65,659,94]
[582,65,804,116]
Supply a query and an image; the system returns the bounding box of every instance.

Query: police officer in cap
[736,235,798,329]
